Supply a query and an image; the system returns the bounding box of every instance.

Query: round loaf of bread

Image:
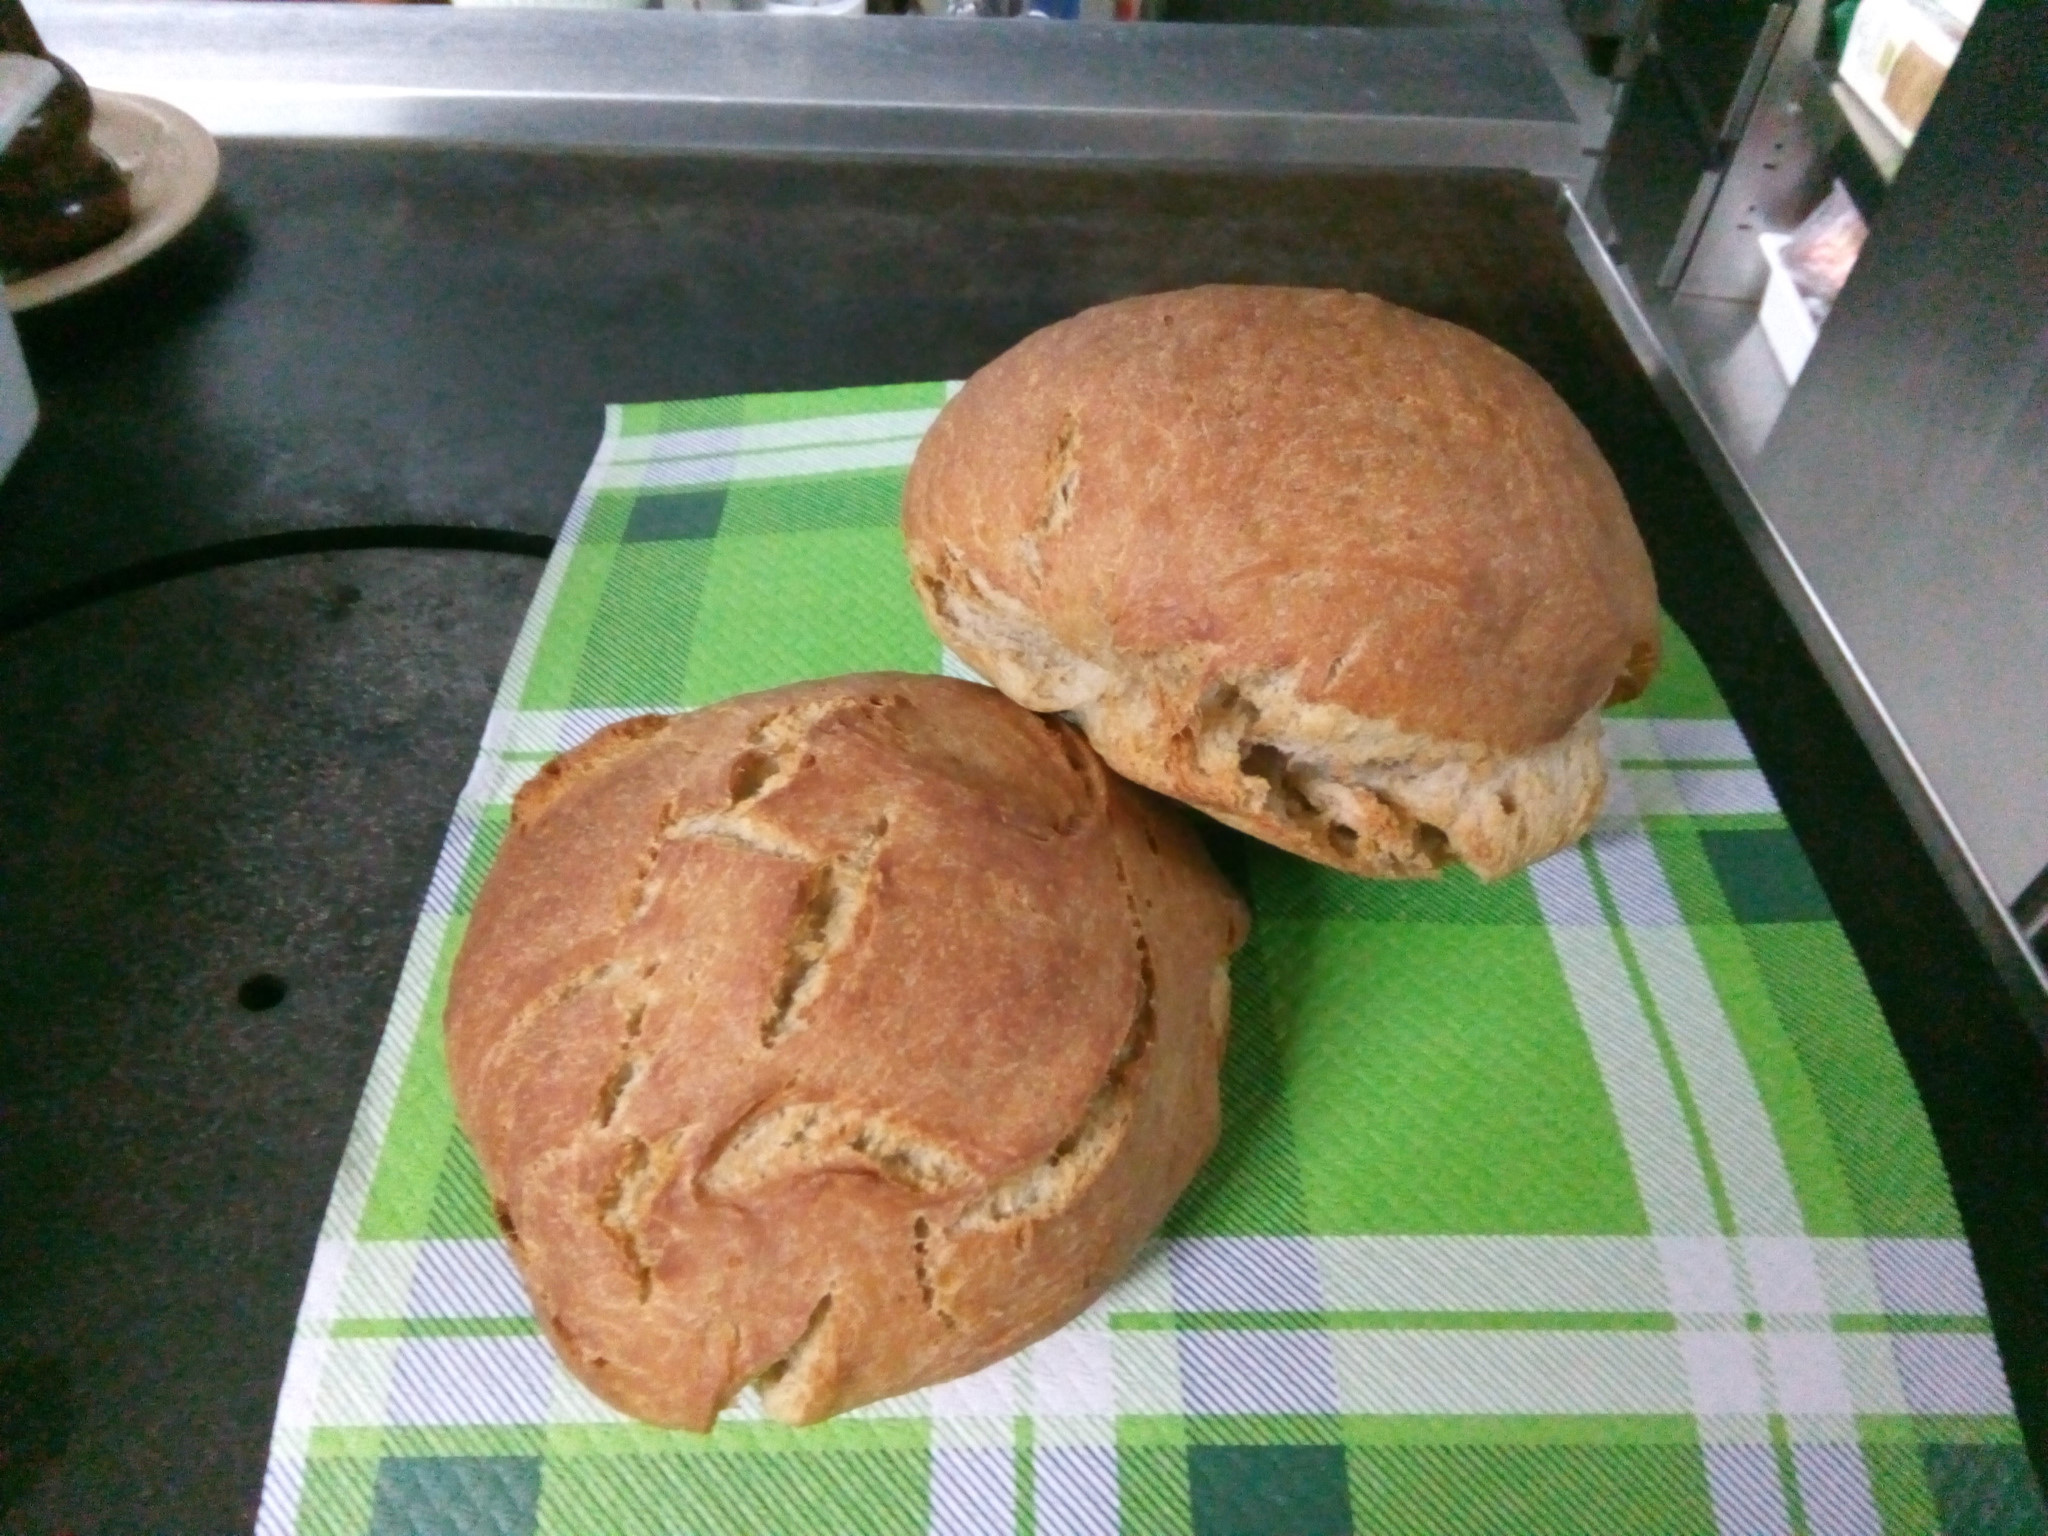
[902,285,1660,880]
[445,674,1248,1430]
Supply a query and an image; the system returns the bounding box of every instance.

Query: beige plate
[5,90,221,313]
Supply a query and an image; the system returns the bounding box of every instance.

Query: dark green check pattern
[257,383,2046,1536]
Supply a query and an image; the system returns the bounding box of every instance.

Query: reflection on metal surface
[1663,292,1786,462]
[28,1,1582,174]
[1585,0,2048,1027]
[1752,0,2048,915]
[1672,0,1831,302]
[1715,0,1793,145]
[2019,867,2048,955]
[1654,164,1721,289]
[1563,187,2048,1034]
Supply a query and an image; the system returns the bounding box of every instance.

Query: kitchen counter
[0,23,2042,1529]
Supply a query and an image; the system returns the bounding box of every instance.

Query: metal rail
[30,1,1583,175]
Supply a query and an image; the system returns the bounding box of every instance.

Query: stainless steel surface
[2022,870,2048,948]
[29,1,1582,174]
[1673,0,1830,300]
[1566,178,2048,1034]
[1516,5,1616,195]
[1663,290,1785,461]
[1713,0,1790,144]
[1751,0,2048,916]
[1653,163,1719,287]
[1589,0,1782,300]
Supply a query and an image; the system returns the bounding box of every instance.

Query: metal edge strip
[108,96,1589,177]
[30,1,1583,174]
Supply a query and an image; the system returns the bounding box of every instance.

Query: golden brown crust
[445,674,1247,1430]
[901,285,1659,879]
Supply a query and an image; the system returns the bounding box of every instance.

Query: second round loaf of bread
[903,285,1661,881]
[445,674,1248,1430]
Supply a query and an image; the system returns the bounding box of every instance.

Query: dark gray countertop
[1,144,2043,1530]
[0,549,540,1529]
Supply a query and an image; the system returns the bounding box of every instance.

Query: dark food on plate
[904,284,1660,881]
[0,8,133,281]
[446,674,1247,1430]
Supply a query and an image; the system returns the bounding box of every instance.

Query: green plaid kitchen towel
[257,382,2047,1536]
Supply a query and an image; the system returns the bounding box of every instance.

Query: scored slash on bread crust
[444,674,1247,1431]
[901,285,1661,881]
